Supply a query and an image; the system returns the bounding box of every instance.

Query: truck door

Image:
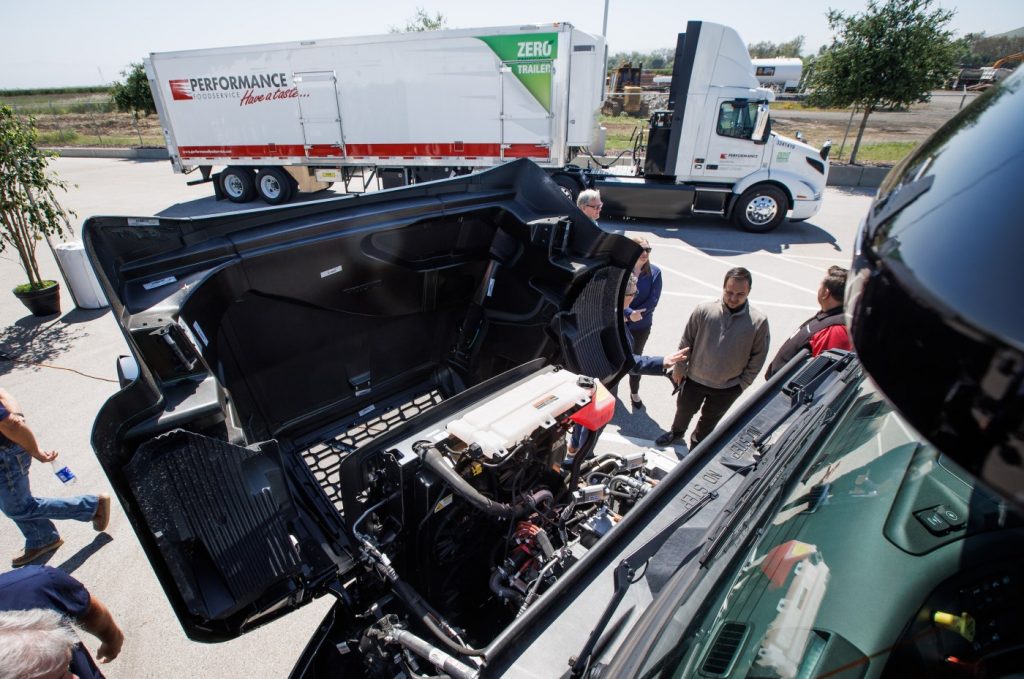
[697,99,766,179]
[499,62,553,161]
[293,71,345,158]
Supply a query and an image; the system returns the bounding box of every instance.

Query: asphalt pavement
[0,157,875,678]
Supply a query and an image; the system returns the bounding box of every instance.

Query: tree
[748,36,806,59]
[804,0,959,164]
[0,105,73,292]
[390,7,447,33]
[110,62,156,117]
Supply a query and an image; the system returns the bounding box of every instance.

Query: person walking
[624,236,663,410]
[764,265,851,378]
[0,388,111,567]
[0,565,124,678]
[656,267,770,452]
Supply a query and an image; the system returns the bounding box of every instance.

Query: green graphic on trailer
[478,33,557,111]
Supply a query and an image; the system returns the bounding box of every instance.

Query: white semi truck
[146,20,830,232]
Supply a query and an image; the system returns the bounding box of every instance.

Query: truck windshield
[716,101,760,139]
[633,373,929,678]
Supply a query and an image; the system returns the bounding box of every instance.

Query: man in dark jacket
[765,265,851,379]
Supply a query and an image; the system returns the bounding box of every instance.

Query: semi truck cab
[581,21,830,233]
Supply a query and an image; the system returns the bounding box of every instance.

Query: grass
[34,129,164,147]
[0,89,113,115]
[835,141,917,164]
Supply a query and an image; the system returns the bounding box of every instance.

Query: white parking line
[656,243,819,296]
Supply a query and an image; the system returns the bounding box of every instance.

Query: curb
[46,147,892,188]
[46,147,170,160]
[826,164,890,188]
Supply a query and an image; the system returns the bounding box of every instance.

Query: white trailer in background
[145,23,605,203]
[752,57,803,92]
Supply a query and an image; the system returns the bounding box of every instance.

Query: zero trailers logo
[168,72,298,106]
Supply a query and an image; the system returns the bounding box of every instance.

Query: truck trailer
[146,20,830,232]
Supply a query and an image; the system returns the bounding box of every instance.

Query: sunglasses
[585,202,603,209]
[641,247,652,253]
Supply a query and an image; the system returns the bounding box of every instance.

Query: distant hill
[990,26,1024,39]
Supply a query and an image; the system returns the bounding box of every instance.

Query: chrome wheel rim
[745,195,778,225]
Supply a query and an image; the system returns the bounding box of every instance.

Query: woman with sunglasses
[625,237,662,410]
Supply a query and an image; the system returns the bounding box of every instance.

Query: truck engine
[329,367,670,676]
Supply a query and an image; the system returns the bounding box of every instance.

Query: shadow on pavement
[156,188,349,219]
[602,213,847,256]
[56,532,115,575]
[0,316,89,376]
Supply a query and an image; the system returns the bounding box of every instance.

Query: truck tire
[734,185,787,233]
[220,167,256,203]
[552,174,581,204]
[256,168,294,205]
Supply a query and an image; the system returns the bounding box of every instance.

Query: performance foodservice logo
[168,72,303,106]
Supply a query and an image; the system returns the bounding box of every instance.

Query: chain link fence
[2,94,163,147]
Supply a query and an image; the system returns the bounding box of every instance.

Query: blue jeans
[0,443,98,549]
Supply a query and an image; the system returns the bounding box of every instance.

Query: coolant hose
[567,425,605,497]
[421,448,515,519]
[489,568,525,605]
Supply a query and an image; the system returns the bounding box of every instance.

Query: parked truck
[146,20,830,232]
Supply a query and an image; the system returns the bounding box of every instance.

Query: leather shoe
[12,537,64,568]
[655,430,684,447]
[93,493,111,532]
[630,394,644,410]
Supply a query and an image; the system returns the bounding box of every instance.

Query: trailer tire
[256,168,294,205]
[734,185,787,233]
[552,174,581,204]
[220,167,256,203]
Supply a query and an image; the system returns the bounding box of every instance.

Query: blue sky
[2,0,1021,88]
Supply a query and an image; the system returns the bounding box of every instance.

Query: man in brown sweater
[655,267,770,452]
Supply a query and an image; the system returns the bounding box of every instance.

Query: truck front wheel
[734,185,787,233]
[256,168,294,205]
[220,167,256,203]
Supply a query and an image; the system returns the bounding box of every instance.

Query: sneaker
[12,537,64,567]
[93,493,111,532]
[655,431,684,447]
[630,394,644,410]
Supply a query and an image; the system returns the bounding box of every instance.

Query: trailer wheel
[552,174,581,204]
[220,167,256,203]
[256,168,294,205]
[734,185,787,233]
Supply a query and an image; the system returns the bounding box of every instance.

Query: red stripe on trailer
[178,142,550,160]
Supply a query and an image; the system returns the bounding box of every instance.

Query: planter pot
[13,281,61,317]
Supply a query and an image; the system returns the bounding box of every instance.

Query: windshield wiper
[567,490,720,679]
[700,370,859,567]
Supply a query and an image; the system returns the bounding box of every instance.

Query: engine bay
[304,365,674,675]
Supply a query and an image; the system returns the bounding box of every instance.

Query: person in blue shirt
[0,565,124,678]
[624,237,663,410]
[0,388,111,567]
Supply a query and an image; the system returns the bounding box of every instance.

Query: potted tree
[0,104,73,316]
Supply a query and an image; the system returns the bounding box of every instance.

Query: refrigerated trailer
[146,20,830,232]
[145,23,604,203]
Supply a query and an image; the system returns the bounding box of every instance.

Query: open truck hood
[85,160,640,641]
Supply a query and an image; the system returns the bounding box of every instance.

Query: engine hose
[567,425,604,500]
[421,447,515,519]
[387,628,480,679]
[391,578,487,658]
[489,568,525,606]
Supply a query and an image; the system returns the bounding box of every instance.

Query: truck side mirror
[753,103,771,144]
